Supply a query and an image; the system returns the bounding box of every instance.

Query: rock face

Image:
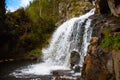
[88,0,120,17]
[81,37,115,80]
[81,15,120,80]
[107,0,120,17]
[56,0,93,26]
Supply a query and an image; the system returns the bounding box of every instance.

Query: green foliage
[1,0,59,58]
[100,36,120,50]
[100,36,113,49]
[1,0,93,59]
[26,0,59,23]
[0,0,6,18]
[100,28,120,50]
[28,49,43,57]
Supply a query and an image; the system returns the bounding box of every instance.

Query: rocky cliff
[56,0,93,26]
[80,0,120,80]
[80,15,120,80]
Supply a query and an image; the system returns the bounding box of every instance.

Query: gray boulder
[70,51,80,69]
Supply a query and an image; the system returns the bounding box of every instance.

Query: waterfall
[11,9,95,77]
[42,9,94,67]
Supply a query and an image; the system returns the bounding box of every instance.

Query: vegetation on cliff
[0,0,58,59]
[100,35,120,50]
[0,0,93,60]
[99,28,120,50]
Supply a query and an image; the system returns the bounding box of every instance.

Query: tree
[0,0,6,19]
[0,0,6,33]
[0,0,7,46]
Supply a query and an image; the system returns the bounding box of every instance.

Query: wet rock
[54,76,76,80]
[52,70,72,76]
[70,51,80,69]
[73,65,81,73]
[51,70,80,80]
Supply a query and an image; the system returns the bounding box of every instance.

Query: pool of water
[0,60,75,80]
[0,60,48,80]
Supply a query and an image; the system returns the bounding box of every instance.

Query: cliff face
[81,15,120,80]
[56,0,93,26]
[80,0,120,80]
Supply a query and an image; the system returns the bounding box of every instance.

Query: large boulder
[73,65,81,73]
[70,51,80,69]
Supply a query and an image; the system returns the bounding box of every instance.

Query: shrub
[28,49,43,57]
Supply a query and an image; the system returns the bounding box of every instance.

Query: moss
[100,36,120,50]
[100,28,120,50]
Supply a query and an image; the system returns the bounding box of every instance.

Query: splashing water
[11,9,95,77]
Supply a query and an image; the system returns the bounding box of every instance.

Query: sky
[6,0,33,12]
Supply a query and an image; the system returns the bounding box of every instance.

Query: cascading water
[11,9,95,77]
[43,9,94,67]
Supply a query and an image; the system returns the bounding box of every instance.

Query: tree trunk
[0,0,6,29]
[0,0,6,39]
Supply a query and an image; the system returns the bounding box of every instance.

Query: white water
[11,9,94,77]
